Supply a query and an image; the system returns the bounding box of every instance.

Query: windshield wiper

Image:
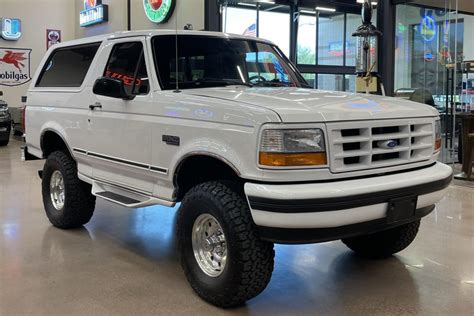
[194,78,253,87]
[252,80,288,87]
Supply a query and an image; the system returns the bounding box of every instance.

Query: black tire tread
[178,181,274,307]
[42,151,95,229]
[342,220,420,259]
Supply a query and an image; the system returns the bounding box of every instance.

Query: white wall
[0,0,76,108]
[75,0,205,38]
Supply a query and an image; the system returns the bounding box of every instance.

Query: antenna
[173,10,180,93]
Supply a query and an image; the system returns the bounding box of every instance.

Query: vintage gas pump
[352,1,382,94]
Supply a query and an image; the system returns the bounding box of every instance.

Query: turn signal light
[434,138,442,152]
[259,152,327,167]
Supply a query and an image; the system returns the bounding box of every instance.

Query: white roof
[52,30,273,49]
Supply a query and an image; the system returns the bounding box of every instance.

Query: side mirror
[92,77,134,100]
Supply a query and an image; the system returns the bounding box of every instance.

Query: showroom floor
[1,137,473,315]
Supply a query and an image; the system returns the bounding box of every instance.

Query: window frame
[103,41,151,96]
[35,42,102,89]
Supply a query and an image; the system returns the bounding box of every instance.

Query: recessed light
[239,2,257,7]
[316,6,336,12]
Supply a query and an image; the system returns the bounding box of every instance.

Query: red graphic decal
[0,50,27,72]
[105,70,142,87]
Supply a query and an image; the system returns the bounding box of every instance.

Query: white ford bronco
[24,30,453,307]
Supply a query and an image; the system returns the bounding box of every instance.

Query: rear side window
[104,42,149,95]
[36,43,100,88]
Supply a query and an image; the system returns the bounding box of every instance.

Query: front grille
[327,118,434,173]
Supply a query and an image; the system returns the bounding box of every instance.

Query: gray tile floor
[1,137,473,315]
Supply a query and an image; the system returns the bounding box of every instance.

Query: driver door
[87,38,155,194]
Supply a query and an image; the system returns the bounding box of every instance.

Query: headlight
[259,129,327,167]
[434,119,441,153]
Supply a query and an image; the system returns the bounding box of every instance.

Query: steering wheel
[249,75,267,84]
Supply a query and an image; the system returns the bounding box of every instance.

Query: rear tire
[42,151,96,229]
[178,181,274,308]
[342,220,421,259]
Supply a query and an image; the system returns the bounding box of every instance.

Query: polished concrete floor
[1,137,473,315]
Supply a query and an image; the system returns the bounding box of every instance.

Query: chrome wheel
[50,170,65,210]
[192,214,227,277]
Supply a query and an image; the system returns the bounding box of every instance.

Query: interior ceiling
[412,0,474,13]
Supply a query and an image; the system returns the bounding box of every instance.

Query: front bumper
[245,162,453,244]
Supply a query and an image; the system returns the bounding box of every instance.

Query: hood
[181,87,439,123]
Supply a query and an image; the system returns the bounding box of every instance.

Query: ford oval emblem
[387,140,397,148]
[377,140,398,149]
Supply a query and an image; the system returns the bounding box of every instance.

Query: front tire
[342,220,421,259]
[178,181,274,308]
[42,151,96,229]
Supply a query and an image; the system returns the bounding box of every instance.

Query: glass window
[302,73,316,89]
[346,14,361,66]
[297,14,317,65]
[222,7,257,36]
[345,74,355,92]
[318,13,345,66]
[152,35,307,90]
[317,74,344,91]
[259,9,290,57]
[36,43,100,87]
[104,42,149,95]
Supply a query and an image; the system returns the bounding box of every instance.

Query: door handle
[89,102,102,110]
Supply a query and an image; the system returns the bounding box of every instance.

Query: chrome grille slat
[327,118,435,173]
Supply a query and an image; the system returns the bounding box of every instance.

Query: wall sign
[144,0,175,24]
[80,0,109,27]
[1,18,22,41]
[419,14,436,42]
[46,29,61,49]
[0,48,32,86]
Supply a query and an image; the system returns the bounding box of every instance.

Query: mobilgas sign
[144,0,175,24]
[1,18,22,41]
[80,0,109,27]
[0,48,32,86]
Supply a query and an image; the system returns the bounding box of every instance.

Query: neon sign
[1,18,22,41]
[144,0,175,24]
[80,0,108,27]
[420,15,436,42]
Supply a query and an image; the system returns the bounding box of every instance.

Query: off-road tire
[0,132,10,146]
[42,150,96,229]
[342,220,421,259]
[178,181,274,308]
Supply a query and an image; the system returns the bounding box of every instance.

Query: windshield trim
[151,35,309,91]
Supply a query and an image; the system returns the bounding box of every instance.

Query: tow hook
[38,170,43,179]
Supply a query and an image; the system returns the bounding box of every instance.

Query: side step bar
[95,191,141,205]
[92,180,175,208]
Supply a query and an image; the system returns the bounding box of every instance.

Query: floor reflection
[1,138,473,315]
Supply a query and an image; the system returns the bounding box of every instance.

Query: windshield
[152,35,309,90]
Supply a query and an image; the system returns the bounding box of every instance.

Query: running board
[92,181,175,208]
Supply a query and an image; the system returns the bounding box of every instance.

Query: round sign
[144,0,175,24]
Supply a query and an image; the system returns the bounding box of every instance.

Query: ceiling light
[239,2,257,7]
[300,9,316,14]
[316,6,336,12]
[357,0,378,5]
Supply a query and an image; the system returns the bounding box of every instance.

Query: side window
[36,43,100,87]
[104,42,149,95]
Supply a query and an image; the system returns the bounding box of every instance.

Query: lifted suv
[24,31,452,307]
